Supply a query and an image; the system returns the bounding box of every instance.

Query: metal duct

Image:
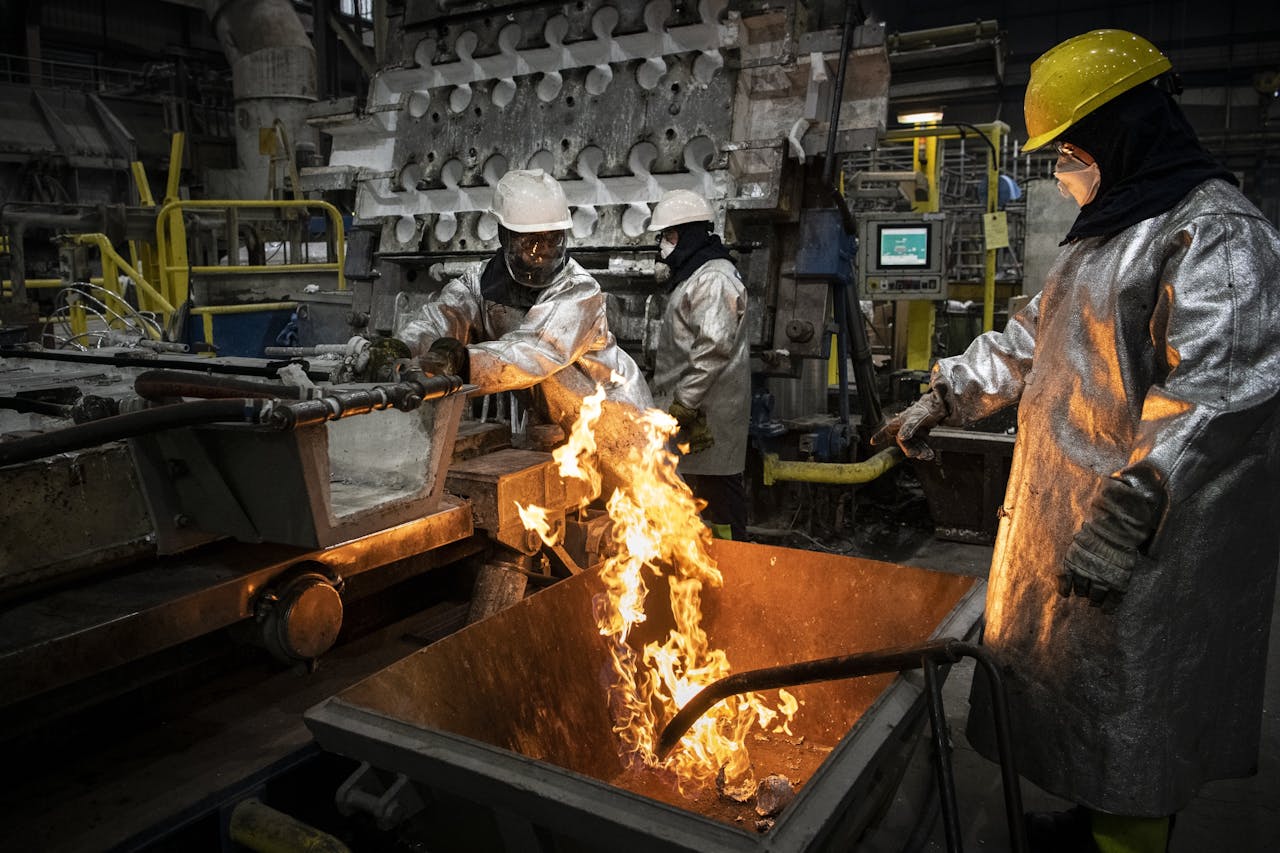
[204,0,318,199]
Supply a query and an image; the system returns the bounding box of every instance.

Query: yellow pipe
[127,241,161,312]
[165,132,185,205]
[228,798,351,853]
[159,206,187,309]
[131,161,156,207]
[190,302,297,316]
[762,446,904,486]
[178,263,341,275]
[130,160,157,304]
[903,129,940,377]
[983,124,1003,332]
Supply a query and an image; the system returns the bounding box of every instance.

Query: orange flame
[520,389,798,796]
[551,384,605,504]
[515,502,558,547]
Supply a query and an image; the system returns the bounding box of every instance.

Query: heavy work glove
[669,399,714,454]
[870,389,949,461]
[1059,478,1161,612]
[418,337,470,381]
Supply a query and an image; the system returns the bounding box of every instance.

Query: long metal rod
[0,373,466,467]
[657,639,956,755]
[820,1,861,191]
[970,642,1027,851]
[817,2,883,434]
[925,658,963,853]
[656,638,1028,853]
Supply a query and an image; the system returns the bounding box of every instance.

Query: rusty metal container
[304,540,982,852]
[128,389,468,552]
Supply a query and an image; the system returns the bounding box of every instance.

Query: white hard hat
[648,189,713,232]
[491,169,572,232]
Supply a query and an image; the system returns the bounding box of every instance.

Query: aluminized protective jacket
[941,180,1280,815]
[398,257,653,497]
[651,258,750,475]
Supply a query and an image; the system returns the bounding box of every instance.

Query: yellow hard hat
[1023,29,1172,152]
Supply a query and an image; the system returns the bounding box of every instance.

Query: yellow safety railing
[5,132,347,355]
[156,198,347,312]
[72,233,175,318]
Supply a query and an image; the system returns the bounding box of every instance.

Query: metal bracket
[335,761,425,832]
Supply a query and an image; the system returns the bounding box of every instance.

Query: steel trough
[304,539,983,851]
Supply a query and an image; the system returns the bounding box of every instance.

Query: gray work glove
[870,389,950,461]
[418,337,470,380]
[669,399,714,454]
[1059,478,1161,612]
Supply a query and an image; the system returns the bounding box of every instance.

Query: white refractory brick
[389,0,727,94]
[343,2,743,229]
[353,133,726,223]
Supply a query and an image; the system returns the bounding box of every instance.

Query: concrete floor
[869,537,1280,853]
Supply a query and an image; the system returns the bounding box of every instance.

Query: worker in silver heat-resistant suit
[398,168,653,500]
[875,30,1280,853]
[647,189,750,540]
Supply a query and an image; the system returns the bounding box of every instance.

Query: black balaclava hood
[659,220,733,290]
[480,251,539,309]
[1059,81,1236,244]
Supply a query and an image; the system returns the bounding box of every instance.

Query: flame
[515,502,558,547]
[520,387,798,796]
[552,384,605,505]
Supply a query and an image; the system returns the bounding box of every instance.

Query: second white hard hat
[491,169,573,232]
[648,189,713,232]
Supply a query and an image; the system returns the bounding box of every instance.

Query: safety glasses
[654,228,679,246]
[1052,141,1092,167]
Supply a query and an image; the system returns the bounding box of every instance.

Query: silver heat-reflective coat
[398,257,653,498]
[651,258,750,476]
[940,179,1280,815]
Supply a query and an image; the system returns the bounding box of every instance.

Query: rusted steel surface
[306,540,981,851]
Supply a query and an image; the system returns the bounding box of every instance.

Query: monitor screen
[877,224,931,268]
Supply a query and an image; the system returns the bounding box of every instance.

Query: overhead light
[897,109,945,125]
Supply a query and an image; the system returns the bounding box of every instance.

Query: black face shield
[500,226,568,288]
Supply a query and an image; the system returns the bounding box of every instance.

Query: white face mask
[658,235,678,260]
[1054,153,1101,207]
